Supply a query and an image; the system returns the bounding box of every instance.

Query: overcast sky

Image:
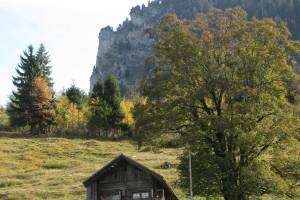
[0,0,150,106]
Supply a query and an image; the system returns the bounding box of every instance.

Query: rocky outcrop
[90,0,300,95]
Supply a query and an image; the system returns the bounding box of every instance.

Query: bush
[0,108,10,131]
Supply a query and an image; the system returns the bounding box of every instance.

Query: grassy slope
[0,133,297,200]
[0,134,190,200]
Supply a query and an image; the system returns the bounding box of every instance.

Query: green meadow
[0,133,297,200]
[0,133,187,200]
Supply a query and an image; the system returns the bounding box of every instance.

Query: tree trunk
[77,109,80,133]
[213,132,248,200]
[219,160,248,200]
[221,177,240,200]
[72,103,75,134]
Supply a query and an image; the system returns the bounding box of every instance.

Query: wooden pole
[189,151,193,200]
[72,103,75,134]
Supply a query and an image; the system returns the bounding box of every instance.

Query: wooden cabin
[83,154,179,200]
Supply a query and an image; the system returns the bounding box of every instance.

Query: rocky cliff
[90,0,300,95]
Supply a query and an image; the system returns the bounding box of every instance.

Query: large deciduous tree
[135,8,300,200]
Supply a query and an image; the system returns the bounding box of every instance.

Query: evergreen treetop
[104,75,123,128]
[8,44,55,133]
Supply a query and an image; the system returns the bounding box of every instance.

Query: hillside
[0,133,298,199]
[90,0,300,95]
[0,133,186,200]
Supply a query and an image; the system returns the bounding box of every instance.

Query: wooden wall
[87,182,97,200]
[86,161,174,200]
[98,164,154,200]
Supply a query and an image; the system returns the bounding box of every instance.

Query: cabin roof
[83,154,179,200]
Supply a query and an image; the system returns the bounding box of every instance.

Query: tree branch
[200,98,212,115]
[256,112,275,123]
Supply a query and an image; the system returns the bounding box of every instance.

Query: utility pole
[189,151,193,200]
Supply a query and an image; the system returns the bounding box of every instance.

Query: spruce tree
[88,81,110,134]
[91,81,104,100]
[66,84,84,133]
[36,43,53,86]
[104,75,123,128]
[8,45,37,129]
[88,77,124,136]
[8,44,55,134]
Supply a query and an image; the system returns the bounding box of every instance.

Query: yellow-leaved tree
[55,95,87,134]
[30,77,56,134]
[120,99,135,127]
[0,107,9,130]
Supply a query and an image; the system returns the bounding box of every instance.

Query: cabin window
[132,193,140,199]
[132,192,149,199]
[100,191,121,200]
[100,194,121,200]
[141,192,149,198]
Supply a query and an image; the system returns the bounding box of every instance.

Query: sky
[0,0,150,107]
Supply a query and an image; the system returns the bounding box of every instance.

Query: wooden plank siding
[98,164,154,200]
[87,182,97,200]
[83,154,179,200]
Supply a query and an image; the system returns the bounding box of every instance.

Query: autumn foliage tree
[66,84,84,133]
[55,95,87,134]
[30,77,56,134]
[0,107,9,131]
[120,99,134,127]
[135,8,300,200]
[8,44,55,134]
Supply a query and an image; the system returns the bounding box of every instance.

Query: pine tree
[8,45,37,129]
[91,81,104,100]
[36,43,53,86]
[88,81,110,132]
[88,81,110,135]
[104,75,123,128]
[7,44,55,134]
[88,77,124,136]
[66,84,84,134]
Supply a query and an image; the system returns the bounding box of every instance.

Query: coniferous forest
[0,1,300,200]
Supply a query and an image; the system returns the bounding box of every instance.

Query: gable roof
[83,154,179,200]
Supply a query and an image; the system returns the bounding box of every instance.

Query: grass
[0,133,295,200]
[0,132,193,200]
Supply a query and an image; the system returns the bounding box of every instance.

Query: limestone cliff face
[90,0,209,95]
[90,0,300,95]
